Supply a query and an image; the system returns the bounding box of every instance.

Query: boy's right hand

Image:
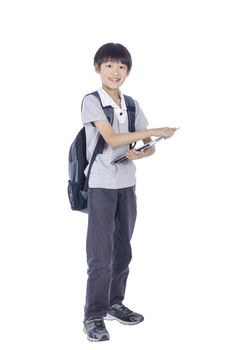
[158,127,178,138]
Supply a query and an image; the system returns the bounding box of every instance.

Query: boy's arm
[94,120,176,148]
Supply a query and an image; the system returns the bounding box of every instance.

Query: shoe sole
[83,327,110,342]
[104,314,144,325]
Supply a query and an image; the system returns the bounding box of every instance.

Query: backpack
[67,90,136,213]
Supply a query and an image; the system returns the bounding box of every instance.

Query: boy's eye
[106,64,112,68]
[120,65,126,70]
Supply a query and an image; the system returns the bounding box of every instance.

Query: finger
[133,151,143,159]
[136,151,144,157]
[126,151,133,159]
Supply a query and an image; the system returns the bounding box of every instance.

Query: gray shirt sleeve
[81,94,107,125]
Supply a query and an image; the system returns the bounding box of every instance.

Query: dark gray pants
[84,186,137,320]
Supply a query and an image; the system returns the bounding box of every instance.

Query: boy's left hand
[126,146,155,160]
[126,149,145,161]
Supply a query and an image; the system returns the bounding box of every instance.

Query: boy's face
[95,60,129,91]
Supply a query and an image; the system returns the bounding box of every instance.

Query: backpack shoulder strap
[82,91,114,192]
[124,95,136,149]
[123,95,136,132]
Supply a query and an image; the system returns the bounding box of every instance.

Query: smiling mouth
[109,78,120,82]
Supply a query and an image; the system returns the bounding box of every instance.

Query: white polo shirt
[81,88,148,189]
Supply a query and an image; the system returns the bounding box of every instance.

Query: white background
[0,0,232,349]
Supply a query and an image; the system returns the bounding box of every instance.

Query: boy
[82,43,177,342]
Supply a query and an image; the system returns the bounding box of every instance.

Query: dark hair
[94,43,132,72]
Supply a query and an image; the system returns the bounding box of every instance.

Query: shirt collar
[97,88,127,111]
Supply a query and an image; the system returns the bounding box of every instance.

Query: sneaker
[83,318,110,342]
[105,303,144,325]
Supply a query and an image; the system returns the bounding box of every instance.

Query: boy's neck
[102,86,121,106]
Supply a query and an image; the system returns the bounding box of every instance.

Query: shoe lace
[93,318,106,330]
[115,303,132,314]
